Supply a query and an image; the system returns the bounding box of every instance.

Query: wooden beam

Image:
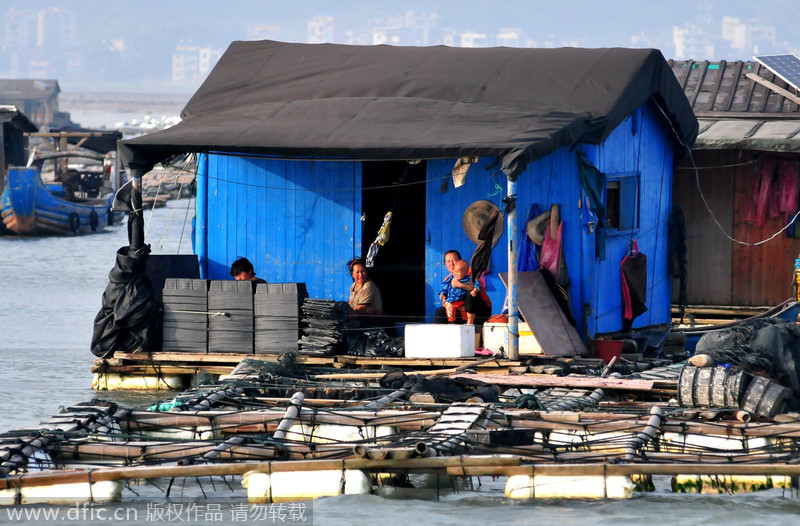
[745,72,800,106]
[450,373,657,391]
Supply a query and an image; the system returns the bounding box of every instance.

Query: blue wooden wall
[198,155,362,301]
[196,101,674,340]
[425,101,673,338]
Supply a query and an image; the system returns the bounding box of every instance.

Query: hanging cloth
[621,240,647,330]
[469,207,501,289]
[365,211,393,267]
[779,161,799,221]
[577,151,607,260]
[745,158,777,226]
[518,203,540,272]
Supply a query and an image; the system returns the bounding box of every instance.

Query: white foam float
[0,481,123,505]
[92,373,184,391]
[242,469,371,502]
[505,473,634,499]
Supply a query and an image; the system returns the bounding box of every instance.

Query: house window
[605,173,639,231]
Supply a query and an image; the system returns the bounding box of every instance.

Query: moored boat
[0,131,122,236]
[1,165,114,235]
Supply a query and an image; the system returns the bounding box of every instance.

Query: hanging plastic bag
[540,221,562,279]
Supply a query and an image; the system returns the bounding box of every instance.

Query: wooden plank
[110,352,334,365]
[499,271,584,356]
[428,404,489,434]
[451,373,657,391]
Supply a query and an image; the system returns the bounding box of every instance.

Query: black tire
[107,206,114,226]
[69,211,80,233]
[90,210,99,231]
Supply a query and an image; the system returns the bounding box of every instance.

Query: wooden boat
[1,165,115,235]
[0,132,122,236]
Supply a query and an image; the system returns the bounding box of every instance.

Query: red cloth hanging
[779,161,799,221]
[755,158,776,226]
[621,241,647,329]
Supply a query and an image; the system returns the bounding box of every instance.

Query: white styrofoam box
[482,322,542,355]
[404,324,475,358]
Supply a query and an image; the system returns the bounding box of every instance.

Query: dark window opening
[606,173,640,232]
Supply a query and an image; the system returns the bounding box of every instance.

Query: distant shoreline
[60,92,189,114]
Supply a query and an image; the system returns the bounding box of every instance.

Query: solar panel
[754,54,800,91]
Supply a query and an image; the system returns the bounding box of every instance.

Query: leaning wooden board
[499,271,585,356]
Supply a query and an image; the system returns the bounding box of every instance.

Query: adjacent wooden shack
[120,41,697,341]
[671,59,800,307]
[0,106,37,196]
[0,79,60,129]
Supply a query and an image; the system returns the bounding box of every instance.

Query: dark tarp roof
[0,107,38,133]
[120,41,698,178]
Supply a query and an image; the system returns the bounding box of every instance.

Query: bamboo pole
[624,406,662,461]
[362,388,409,411]
[273,392,304,440]
[448,462,800,478]
[0,455,523,490]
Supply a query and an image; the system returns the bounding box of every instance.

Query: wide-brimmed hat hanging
[526,204,560,246]
[462,200,504,244]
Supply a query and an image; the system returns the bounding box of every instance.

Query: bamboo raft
[5,350,800,505]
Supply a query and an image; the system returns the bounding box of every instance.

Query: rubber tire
[90,210,99,231]
[69,212,80,233]
[107,206,114,226]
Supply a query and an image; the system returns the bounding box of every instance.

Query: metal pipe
[506,175,519,360]
[196,153,209,279]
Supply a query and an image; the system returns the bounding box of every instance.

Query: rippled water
[2,202,800,525]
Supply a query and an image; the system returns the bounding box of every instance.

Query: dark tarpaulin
[119,41,697,177]
[91,186,161,357]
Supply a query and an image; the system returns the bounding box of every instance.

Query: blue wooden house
[120,41,697,341]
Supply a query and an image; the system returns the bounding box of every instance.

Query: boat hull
[0,167,114,235]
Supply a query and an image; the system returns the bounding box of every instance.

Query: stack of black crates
[161,279,307,354]
[208,280,256,353]
[162,278,209,353]
[254,283,308,354]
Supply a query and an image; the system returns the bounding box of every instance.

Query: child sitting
[439,260,480,324]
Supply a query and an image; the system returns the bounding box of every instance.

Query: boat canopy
[119,41,698,178]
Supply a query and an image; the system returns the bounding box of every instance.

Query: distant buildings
[172,43,222,83]
[3,8,79,79]
[0,4,796,91]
